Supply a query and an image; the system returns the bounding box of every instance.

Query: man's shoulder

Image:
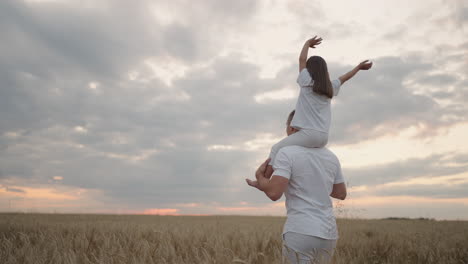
[278,145,306,155]
[280,145,334,154]
[279,146,339,163]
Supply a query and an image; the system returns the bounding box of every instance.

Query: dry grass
[0,213,467,264]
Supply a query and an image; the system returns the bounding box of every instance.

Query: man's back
[272,145,344,240]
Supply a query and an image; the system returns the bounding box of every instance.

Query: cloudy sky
[1,0,467,219]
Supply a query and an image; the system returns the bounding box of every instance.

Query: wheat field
[0,213,467,264]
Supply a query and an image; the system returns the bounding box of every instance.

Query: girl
[252,36,373,182]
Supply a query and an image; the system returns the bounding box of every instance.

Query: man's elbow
[336,191,347,200]
[266,191,283,201]
[331,183,347,200]
[331,191,347,200]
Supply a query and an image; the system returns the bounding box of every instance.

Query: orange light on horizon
[0,186,78,200]
[347,196,468,206]
[217,206,259,212]
[142,208,180,215]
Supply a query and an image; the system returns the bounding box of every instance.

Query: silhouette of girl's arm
[339,60,373,85]
[299,36,322,72]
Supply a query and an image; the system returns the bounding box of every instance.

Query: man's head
[286,110,299,136]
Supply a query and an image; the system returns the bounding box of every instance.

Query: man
[246,110,346,264]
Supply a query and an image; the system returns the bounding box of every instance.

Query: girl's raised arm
[299,36,322,72]
[338,60,373,85]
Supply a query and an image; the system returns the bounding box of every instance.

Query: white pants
[282,232,336,264]
[269,129,328,165]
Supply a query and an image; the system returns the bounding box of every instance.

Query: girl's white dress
[269,69,342,164]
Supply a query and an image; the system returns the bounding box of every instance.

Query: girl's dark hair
[306,56,333,98]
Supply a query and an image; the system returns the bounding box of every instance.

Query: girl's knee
[270,142,282,156]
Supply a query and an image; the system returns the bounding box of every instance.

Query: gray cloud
[5,187,25,193]
[328,54,467,144]
[417,73,459,87]
[451,0,468,27]
[0,0,160,79]
[1,0,467,214]
[381,24,407,41]
[3,48,466,209]
[0,50,295,208]
[287,0,324,22]
[345,152,468,186]
[1,52,466,209]
[163,23,198,61]
[375,182,468,199]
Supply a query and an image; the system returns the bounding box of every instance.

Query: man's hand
[247,158,288,201]
[246,179,260,190]
[246,158,271,191]
[255,158,271,181]
[307,36,322,49]
[357,60,373,70]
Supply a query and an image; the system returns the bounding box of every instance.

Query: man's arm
[245,165,278,193]
[299,36,322,72]
[258,175,289,201]
[249,158,289,201]
[330,183,347,200]
[338,60,373,85]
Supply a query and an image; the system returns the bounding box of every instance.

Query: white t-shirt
[290,69,341,132]
[272,145,345,240]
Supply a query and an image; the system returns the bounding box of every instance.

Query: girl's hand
[358,60,373,70]
[307,36,322,48]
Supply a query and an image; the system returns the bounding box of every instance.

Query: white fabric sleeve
[333,160,345,184]
[272,149,292,179]
[296,68,313,87]
[332,79,341,96]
